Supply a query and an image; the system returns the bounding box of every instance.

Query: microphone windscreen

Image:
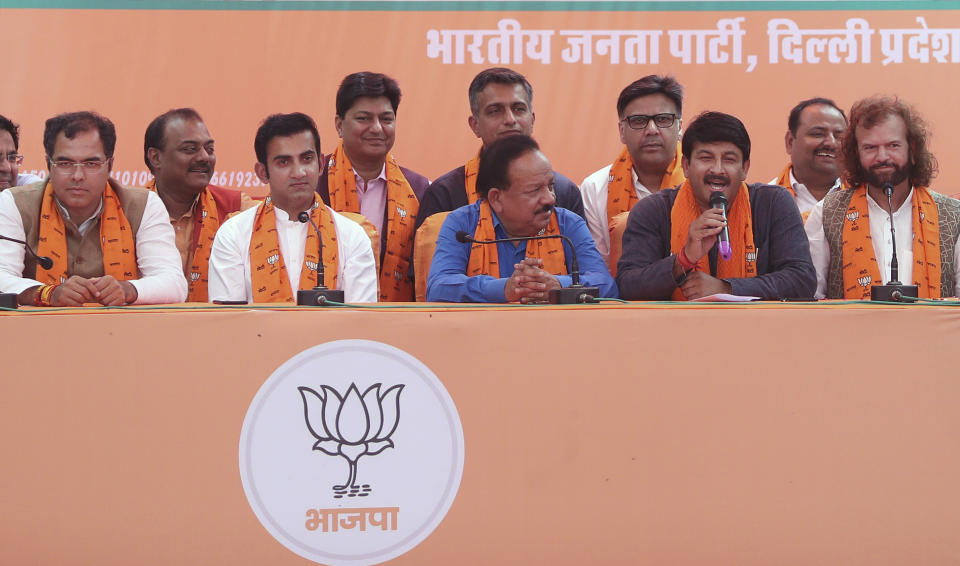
[709,191,728,208]
[38,257,54,270]
[297,211,310,223]
[455,231,472,243]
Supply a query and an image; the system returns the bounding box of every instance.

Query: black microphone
[708,191,732,261]
[0,234,54,270]
[455,230,599,304]
[294,209,344,306]
[871,182,918,302]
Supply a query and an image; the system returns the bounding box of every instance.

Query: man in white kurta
[208,203,377,303]
[207,112,377,304]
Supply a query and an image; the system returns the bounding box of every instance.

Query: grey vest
[10,179,148,280]
[822,188,960,298]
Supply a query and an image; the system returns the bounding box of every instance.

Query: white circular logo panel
[239,340,465,565]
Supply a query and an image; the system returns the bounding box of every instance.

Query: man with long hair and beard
[805,96,960,299]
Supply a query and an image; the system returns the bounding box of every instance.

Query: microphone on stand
[455,230,599,304]
[0,234,56,310]
[0,234,54,270]
[295,210,345,306]
[708,191,732,261]
[870,183,918,302]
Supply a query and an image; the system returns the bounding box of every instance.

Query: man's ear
[468,115,481,139]
[486,187,503,213]
[146,147,162,172]
[254,162,269,184]
[680,156,690,179]
[334,115,343,138]
[785,130,795,154]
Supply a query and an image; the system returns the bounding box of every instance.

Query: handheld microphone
[708,191,732,261]
[455,230,599,304]
[870,182,918,302]
[294,209,344,306]
[0,234,54,270]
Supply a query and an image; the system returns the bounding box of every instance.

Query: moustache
[703,175,730,187]
[535,204,554,215]
[870,161,897,171]
[189,165,212,173]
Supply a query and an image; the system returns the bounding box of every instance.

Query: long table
[1,302,958,564]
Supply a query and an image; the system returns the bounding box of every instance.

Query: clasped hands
[504,257,561,304]
[47,275,138,306]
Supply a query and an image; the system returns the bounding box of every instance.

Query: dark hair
[787,97,847,135]
[475,135,541,200]
[468,67,533,116]
[335,72,402,118]
[616,75,684,118]
[841,96,937,188]
[43,111,117,159]
[0,114,19,151]
[681,111,751,162]
[143,108,205,173]
[254,112,321,170]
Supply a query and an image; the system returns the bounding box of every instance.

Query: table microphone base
[0,293,17,309]
[548,286,600,304]
[297,287,345,306]
[871,283,918,303]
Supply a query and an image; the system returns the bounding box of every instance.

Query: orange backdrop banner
[4,4,960,199]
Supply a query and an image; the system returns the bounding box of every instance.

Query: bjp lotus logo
[298,383,403,498]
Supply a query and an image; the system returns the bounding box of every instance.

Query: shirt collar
[55,196,104,234]
[485,201,547,238]
[353,163,388,192]
[789,168,842,193]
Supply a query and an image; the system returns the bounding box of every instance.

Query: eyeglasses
[48,158,110,174]
[3,153,23,165]
[621,113,678,130]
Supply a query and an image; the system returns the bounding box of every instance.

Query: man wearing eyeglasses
[0,114,42,190]
[144,108,255,302]
[580,75,686,264]
[426,135,615,303]
[415,67,585,232]
[0,111,186,306]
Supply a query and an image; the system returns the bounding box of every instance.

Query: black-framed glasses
[48,158,110,174]
[3,153,23,165]
[622,113,678,130]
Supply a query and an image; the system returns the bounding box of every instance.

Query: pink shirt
[354,165,388,234]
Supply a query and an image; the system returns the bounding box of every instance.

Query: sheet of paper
[692,294,760,302]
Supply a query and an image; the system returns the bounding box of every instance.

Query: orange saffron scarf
[773,163,797,197]
[326,141,418,302]
[145,180,220,302]
[36,180,138,284]
[606,143,685,223]
[466,200,566,277]
[669,181,756,300]
[840,185,941,298]
[464,149,482,205]
[249,196,339,303]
